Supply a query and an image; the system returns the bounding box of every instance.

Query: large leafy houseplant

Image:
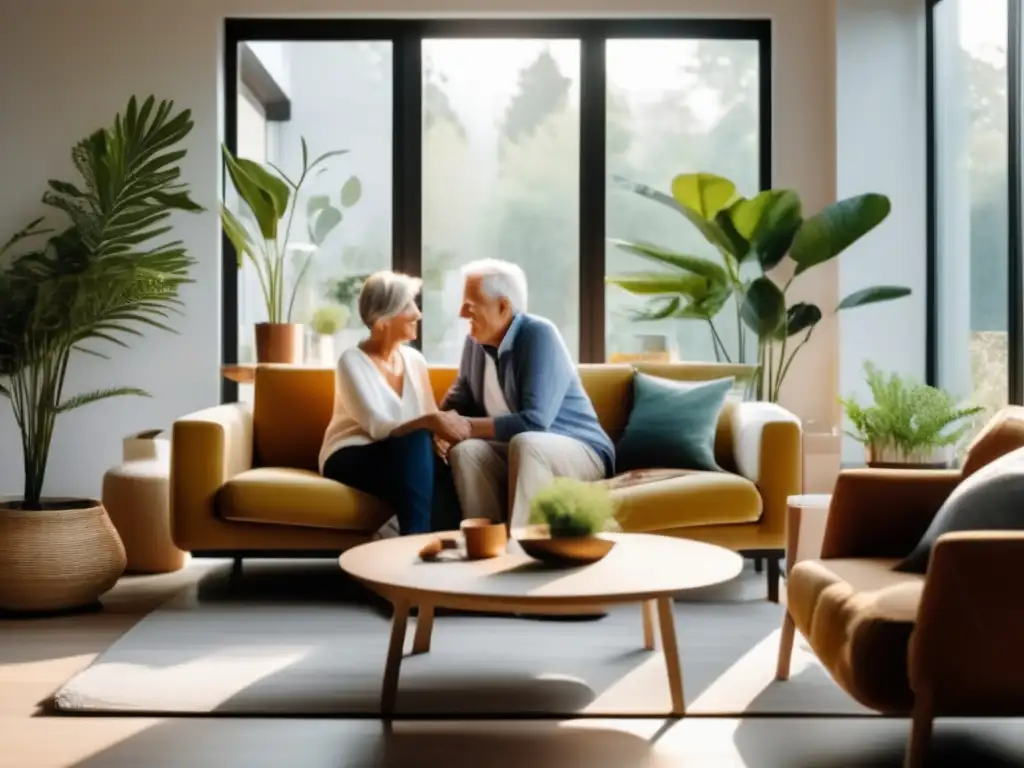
[607,173,911,402]
[0,96,203,510]
[840,362,984,466]
[220,139,361,361]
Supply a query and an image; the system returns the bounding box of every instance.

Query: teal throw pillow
[616,373,734,473]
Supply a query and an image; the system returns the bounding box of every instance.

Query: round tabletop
[339,532,743,608]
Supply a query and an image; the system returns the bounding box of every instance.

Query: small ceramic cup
[460,518,508,560]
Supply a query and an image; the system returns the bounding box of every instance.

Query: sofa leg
[766,555,781,603]
[904,694,934,768]
[775,611,795,681]
[230,557,243,580]
[754,557,763,573]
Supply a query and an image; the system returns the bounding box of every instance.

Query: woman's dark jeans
[322,429,461,535]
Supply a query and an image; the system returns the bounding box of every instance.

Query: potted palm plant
[607,172,912,402]
[0,95,203,614]
[841,362,985,467]
[220,139,361,363]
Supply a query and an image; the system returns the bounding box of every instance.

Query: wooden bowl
[518,535,616,567]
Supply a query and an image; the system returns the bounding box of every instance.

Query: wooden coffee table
[339,531,743,716]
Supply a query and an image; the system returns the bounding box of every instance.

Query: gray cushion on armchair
[896,446,1024,574]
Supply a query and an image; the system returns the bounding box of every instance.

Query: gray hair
[461,259,528,313]
[357,271,422,327]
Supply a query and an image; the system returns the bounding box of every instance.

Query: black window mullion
[392,30,424,350]
[1009,0,1023,404]
[757,26,773,193]
[579,35,607,364]
[925,0,939,387]
[222,27,241,405]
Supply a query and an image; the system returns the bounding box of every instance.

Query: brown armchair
[775,407,1024,768]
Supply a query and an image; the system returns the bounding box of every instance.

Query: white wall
[0,0,836,499]
[835,0,928,462]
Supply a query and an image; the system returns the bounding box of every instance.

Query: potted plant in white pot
[840,361,985,468]
[0,95,203,614]
[309,304,350,365]
[220,138,361,363]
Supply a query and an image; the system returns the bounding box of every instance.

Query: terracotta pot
[0,499,127,613]
[254,322,304,363]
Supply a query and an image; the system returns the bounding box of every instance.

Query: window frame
[926,0,1024,404]
[221,18,773,403]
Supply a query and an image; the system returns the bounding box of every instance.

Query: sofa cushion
[788,558,924,713]
[616,373,734,473]
[896,445,1024,574]
[251,362,746,471]
[607,468,761,531]
[961,406,1024,478]
[217,468,391,531]
[253,366,336,470]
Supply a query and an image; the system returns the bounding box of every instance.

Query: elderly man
[440,258,614,528]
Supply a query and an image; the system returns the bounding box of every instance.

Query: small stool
[102,460,187,574]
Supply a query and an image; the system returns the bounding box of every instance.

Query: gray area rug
[54,560,871,718]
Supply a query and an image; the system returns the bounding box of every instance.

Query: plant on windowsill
[220,138,362,364]
[309,304,350,366]
[606,172,912,403]
[0,96,203,614]
[840,361,985,468]
[518,478,620,566]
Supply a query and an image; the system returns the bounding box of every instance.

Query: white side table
[786,494,832,569]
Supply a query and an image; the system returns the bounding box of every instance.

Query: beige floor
[1,560,1021,768]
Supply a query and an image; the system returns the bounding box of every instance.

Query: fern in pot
[0,96,203,614]
[520,478,619,566]
[840,362,985,467]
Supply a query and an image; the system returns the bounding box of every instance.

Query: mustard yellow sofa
[171,362,802,596]
[776,408,1024,768]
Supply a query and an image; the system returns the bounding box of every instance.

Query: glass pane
[604,39,761,364]
[934,0,1008,441]
[233,41,393,367]
[420,39,581,363]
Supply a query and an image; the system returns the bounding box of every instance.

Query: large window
[420,39,582,363]
[932,0,1010,428]
[223,20,770,400]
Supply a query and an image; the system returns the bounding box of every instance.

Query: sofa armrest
[170,402,253,550]
[819,468,961,559]
[910,532,1024,714]
[731,401,802,538]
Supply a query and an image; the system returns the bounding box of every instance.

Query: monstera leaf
[836,285,912,311]
[724,189,803,270]
[790,193,891,275]
[740,277,786,337]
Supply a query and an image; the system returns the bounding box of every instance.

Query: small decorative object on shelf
[518,478,619,567]
[840,361,985,468]
[309,305,350,366]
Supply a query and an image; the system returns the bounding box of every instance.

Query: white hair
[357,271,421,327]
[461,259,528,313]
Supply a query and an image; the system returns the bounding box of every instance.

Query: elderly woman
[318,271,469,535]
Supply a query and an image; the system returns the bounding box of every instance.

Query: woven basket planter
[0,500,127,614]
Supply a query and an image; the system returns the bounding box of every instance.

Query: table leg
[657,596,685,716]
[412,603,434,654]
[381,601,410,716]
[642,599,656,650]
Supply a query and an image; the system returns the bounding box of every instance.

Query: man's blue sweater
[440,313,615,476]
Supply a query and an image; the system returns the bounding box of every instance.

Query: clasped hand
[430,409,471,449]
